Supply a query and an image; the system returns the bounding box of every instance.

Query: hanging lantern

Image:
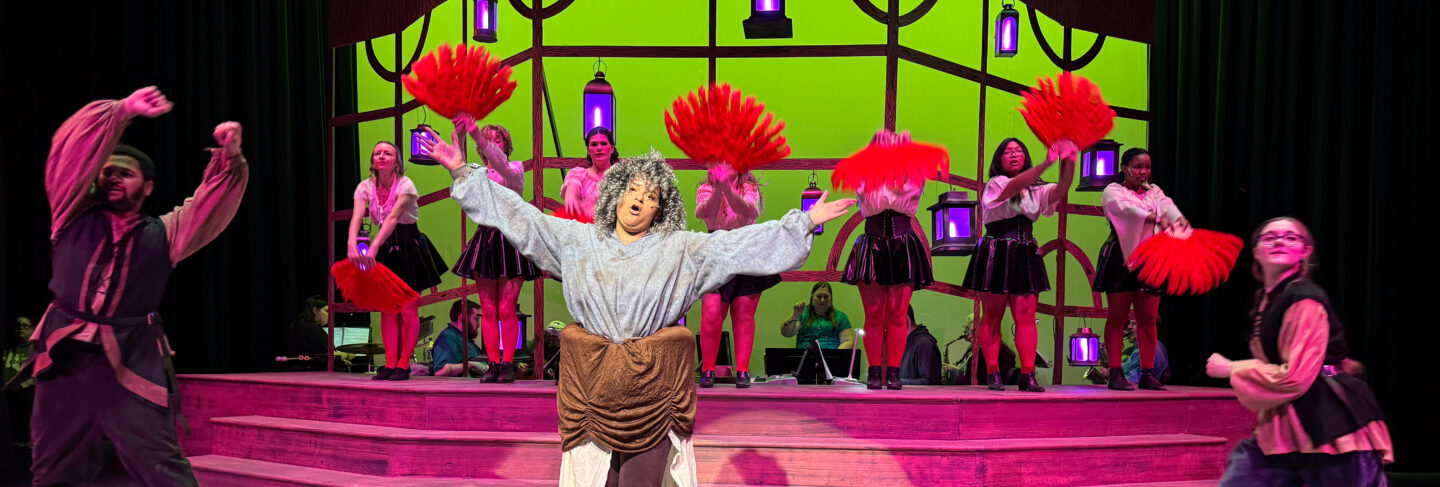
[744,0,793,39]
[995,3,1019,58]
[800,171,825,236]
[926,191,980,256]
[1079,139,1122,191]
[473,0,498,43]
[1068,327,1101,367]
[409,124,439,165]
[583,61,616,141]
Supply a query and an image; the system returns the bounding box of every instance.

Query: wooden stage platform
[177,372,1254,486]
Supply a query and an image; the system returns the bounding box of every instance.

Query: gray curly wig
[592,149,688,238]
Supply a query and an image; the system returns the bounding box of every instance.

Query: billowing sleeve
[1151,185,1184,222]
[450,164,585,277]
[1228,299,1329,413]
[46,100,131,238]
[685,209,816,298]
[694,182,716,218]
[1101,184,1149,229]
[161,150,250,263]
[980,176,1011,211]
[1025,183,1060,218]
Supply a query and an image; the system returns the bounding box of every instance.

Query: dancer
[1208,217,1391,485]
[839,130,941,391]
[559,126,617,222]
[695,163,780,388]
[449,118,542,382]
[961,137,1076,392]
[1093,147,1187,391]
[424,129,853,486]
[25,87,247,485]
[346,140,446,381]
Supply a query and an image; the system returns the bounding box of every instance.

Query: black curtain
[0,2,336,373]
[1154,0,1439,470]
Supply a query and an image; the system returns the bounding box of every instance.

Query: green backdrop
[349,0,1149,383]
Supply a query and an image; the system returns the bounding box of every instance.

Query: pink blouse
[695,180,762,231]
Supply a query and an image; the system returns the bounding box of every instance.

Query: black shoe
[987,372,1004,391]
[885,366,902,390]
[387,366,410,381]
[866,366,883,390]
[1107,367,1136,391]
[699,370,715,388]
[372,366,394,380]
[1018,372,1044,392]
[478,361,499,383]
[497,361,515,383]
[1138,368,1167,391]
[735,371,751,389]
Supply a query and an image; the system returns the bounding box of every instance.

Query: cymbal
[336,343,385,355]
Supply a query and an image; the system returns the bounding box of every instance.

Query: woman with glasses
[1208,217,1391,485]
[1092,147,1187,391]
[961,137,1076,392]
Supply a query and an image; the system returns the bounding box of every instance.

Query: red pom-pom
[1018,72,1116,150]
[1126,228,1244,295]
[831,131,949,192]
[664,83,790,173]
[331,260,420,314]
[402,43,517,120]
[550,207,593,224]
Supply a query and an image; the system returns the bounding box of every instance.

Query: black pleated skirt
[375,223,447,292]
[451,225,543,281]
[841,210,935,289]
[961,216,1050,295]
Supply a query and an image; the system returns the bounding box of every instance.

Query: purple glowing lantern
[800,172,824,236]
[1068,327,1101,367]
[409,124,439,165]
[926,191,980,256]
[995,3,1019,58]
[473,0,498,43]
[744,0,793,39]
[583,67,616,140]
[1079,139,1122,191]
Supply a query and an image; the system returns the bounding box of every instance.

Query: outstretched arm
[161,122,249,263]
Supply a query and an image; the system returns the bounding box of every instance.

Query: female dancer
[1093,147,1187,390]
[961,137,1076,392]
[1208,217,1391,485]
[450,118,543,383]
[559,127,617,222]
[347,141,447,381]
[695,163,781,388]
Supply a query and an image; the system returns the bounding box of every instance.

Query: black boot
[866,366,883,390]
[735,371,751,389]
[372,366,394,380]
[1017,372,1044,392]
[496,361,515,383]
[885,366,902,390]
[986,371,1004,390]
[387,366,410,381]
[1138,368,1167,391]
[478,361,499,383]
[1107,367,1136,391]
[699,370,715,388]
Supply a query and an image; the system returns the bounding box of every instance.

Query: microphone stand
[834,329,865,385]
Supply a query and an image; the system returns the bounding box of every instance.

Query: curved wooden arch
[364,12,433,83]
[1027,7,1106,72]
[852,0,939,27]
[1037,238,1104,308]
[509,0,576,20]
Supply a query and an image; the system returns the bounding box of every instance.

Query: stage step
[1080,481,1220,487]
[207,415,1228,486]
[180,373,1253,448]
[189,455,552,486]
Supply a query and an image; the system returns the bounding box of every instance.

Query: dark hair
[801,282,838,331]
[987,138,1044,185]
[112,144,157,181]
[583,127,617,166]
[1249,216,1316,280]
[449,299,481,322]
[1120,147,1149,167]
[368,140,403,180]
[295,295,327,326]
[481,124,514,157]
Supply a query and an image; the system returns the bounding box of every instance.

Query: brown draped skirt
[556,325,697,454]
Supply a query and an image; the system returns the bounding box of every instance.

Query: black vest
[1251,275,1384,445]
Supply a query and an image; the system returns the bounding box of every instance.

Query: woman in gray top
[423,127,854,486]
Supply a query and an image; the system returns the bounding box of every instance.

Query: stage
[178,373,1254,486]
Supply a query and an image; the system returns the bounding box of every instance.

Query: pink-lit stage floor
[178,372,1254,486]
